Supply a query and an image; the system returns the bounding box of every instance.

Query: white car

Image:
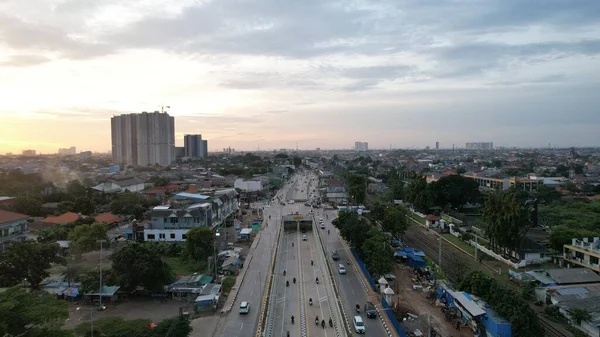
[353,316,366,334]
[239,301,250,314]
[302,234,308,241]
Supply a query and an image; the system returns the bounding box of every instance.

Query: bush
[221,276,236,294]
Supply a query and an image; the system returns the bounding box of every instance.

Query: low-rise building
[92,177,145,193]
[0,209,29,251]
[564,238,600,272]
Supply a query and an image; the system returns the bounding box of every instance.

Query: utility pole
[474,235,478,262]
[97,240,106,309]
[438,235,442,268]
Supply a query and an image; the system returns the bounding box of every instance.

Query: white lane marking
[308,235,328,337]
[240,323,244,330]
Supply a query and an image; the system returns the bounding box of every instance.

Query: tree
[68,222,109,255]
[110,191,149,219]
[0,241,65,289]
[186,227,215,262]
[361,229,393,277]
[12,196,44,216]
[0,286,69,336]
[75,316,152,337]
[346,173,367,204]
[570,308,591,325]
[460,271,544,337]
[111,243,173,292]
[332,212,371,252]
[66,180,87,198]
[369,201,385,221]
[382,206,410,239]
[292,156,302,167]
[406,176,429,213]
[443,252,472,285]
[151,317,192,337]
[79,268,117,294]
[482,190,532,256]
[431,175,480,210]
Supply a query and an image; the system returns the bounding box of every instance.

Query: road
[217,181,288,337]
[306,189,389,337]
[269,172,344,337]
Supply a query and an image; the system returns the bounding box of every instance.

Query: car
[239,301,250,314]
[320,224,325,229]
[338,264,346,274]
[332,250,340,260]
[302,234,308,241]
[365,302,377,318]
[353,316,366,334]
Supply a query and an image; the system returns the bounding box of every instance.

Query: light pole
[214,232,221,278]
[97,240,106,309]
[77,307,94,337]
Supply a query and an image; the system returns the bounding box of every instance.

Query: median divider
[255,218,282,337]
[313,216,352,337]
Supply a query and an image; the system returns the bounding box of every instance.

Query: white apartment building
[354,141,368,152]
[111,111,175,166]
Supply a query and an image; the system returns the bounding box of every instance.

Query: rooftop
[42,212,80,225]
[95,213,124,225]
[0,209,29,224]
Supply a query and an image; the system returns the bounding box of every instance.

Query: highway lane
[272,231,301,337]
[314,207,390,337]
[218,179,291,337]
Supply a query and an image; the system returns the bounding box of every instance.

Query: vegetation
[539,199,600,231]
[482,190,532,257]
[74,316,192,337]
[0,286,69,337]
[111,243,174,292]
[381,205,410,239]
[405,174,480,213]
[0,241,65,289]
[221,276,236,294]
[460,271,544,337]
[345,173,367,204]
[332,212,371,251]
[68,222,109,255]
[186,227,216,263]
[549,225,600,252]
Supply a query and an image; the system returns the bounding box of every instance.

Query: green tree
[68,223,109,255]
[332,212,371,252]
[382,206,410,239]
[570,308,591,325]
[346,173,367,204]
[36,224,71,243]
[186,227,215,262]
[0,287,69,336]
[406,176,429,213]
[151,316,192,337]
[12,196,44,216]
[292,156,302,167]
[74,316,152,337]
[66,180,87,198]
[79,268,117,294]
[368,201,385,221]
[431,175,480,210]
[443,251,472,285]
[361,229,393,277]
[482,190,532,256]
[460,271,544,337]
[111,243,173,292]
[110,191,148,218]
[0,241,65,289]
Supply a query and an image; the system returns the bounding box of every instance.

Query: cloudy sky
[1,0,599,153]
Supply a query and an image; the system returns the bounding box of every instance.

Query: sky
[1,0,599,153]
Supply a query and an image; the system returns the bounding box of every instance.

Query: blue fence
[350,248,376,290]
[381,297,408,337]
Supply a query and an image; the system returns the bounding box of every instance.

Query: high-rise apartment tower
[111,111,175,166]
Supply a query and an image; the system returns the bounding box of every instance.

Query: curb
[256,221,281,337]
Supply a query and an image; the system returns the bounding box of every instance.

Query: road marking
[240,323,243,330]
[276,297,286,303]
[319,296,328,302]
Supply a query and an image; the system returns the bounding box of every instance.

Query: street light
[76,307,94,337]
[214,232,221,278]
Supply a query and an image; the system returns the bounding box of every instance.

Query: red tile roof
[95,213,124,225]
[424,215,440,221]
[0,209,29,224]
[42,212,80,225]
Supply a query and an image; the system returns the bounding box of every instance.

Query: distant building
[354,141,368,152]
[79,151,92,159]
[175,146,185,159]
[184,134,207,159]
[58,146,76,155]
[436,141,439,150]
[465,142,494,150]
[111,111,175,166]
[92,177,145,193]
[21,149,36,156]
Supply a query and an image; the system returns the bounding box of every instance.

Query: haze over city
[1,0,599,153]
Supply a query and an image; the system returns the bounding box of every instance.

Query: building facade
[0,210,29,251]
[564,238,600,272]
[184,134,207,159]
[465,142,494,150]
[354,141,368,152]
[111,111,175,166]
[58,146,76,155]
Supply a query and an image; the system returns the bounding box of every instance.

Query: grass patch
[407,213,426,225]
[164,257,206,275]
[442,234,475,255]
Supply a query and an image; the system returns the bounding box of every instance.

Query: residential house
[564,238,600,273]
[0,196,16,207]
[92,177,145,193]
[94,213,124,229]
[234,178,267,192]
[0,209,29,251]
[41,212,81,225]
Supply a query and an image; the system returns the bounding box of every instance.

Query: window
[591,256,599,266]
[182,234,187,240]
[159,233,166,239]
[163,217,168,223]
[170,233,176,239]
[147,234,156,240]
[170,218,179,224]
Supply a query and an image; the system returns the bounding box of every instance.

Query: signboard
[292,216,304,220]
[252,223,260,231]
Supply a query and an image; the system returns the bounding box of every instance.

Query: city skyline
[1,0,599,153]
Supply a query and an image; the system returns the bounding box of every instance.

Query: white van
[353,316,365,334]
[338,264,346,274]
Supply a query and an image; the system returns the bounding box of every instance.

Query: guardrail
[260,216,283,337]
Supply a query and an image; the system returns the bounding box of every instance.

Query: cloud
[1,55,51,67]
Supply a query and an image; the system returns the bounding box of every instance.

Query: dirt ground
[392,264,473,337]
[63,298,193,329]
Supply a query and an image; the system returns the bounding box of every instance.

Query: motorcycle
[309,298,313,306]
[283,270,286,276]
[315,277,319,284]
[286,281,289,287]
[329,318,333,328]
[321,320,325,329]
[293,278,296,284]
[291,316,294,324]
[356,305,360,313]
[315,317,319,326]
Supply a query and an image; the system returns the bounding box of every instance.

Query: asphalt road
[218,181,288,337]
[313,208,390,337]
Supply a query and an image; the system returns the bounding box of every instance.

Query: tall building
[465,142,494,150]
[436,141,439,150]
[184,134,207,159]
[354,141,368,152]
[58,146,76,155]
[111,111,175,166]
[21,150,36,156]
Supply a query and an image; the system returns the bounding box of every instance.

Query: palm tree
[570,308,591,325]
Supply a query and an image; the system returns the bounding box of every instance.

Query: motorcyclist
[321,319,325,329]
[315,277,319,284]
[293,277,296,284]
[286,280,289,287]
[283,270,286,276]
[329,318,333,327]
[311,260,313,266]
[315,316,319,325]
[309,298,313,305]
[328,229,330,234]
[356,304,360,312]
[291,316,294,324]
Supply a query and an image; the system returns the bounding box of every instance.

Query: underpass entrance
[282,214,313,232]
